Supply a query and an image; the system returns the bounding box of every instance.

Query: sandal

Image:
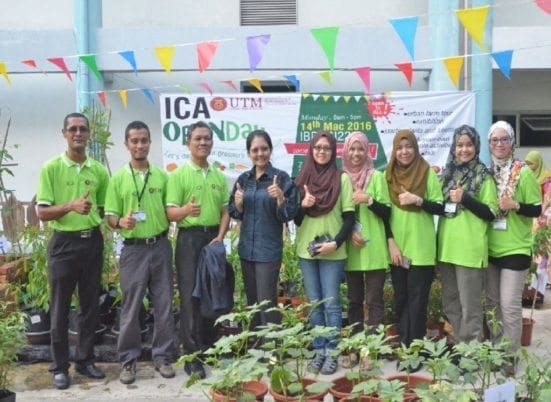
[307,351,326,374]
[321,355,339,375]
[341,352,358,369]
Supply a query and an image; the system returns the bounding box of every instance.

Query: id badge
[444,203,457,214]
[354,221,363,232]
[401,256,411,269]
[133,211,147,222]
[493,219,507,231]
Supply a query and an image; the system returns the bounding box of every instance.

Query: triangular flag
[119,51,138,75]
[47,57,72,81]
[21,59,38,69]
[333,95,341,102]
[79,54,103,82]
[141,88,155,104]
[455,5,489,51]
[395,62,413,86]
[318,71,332,85]
[491,50,513,79]
[302,93,310,100]
[0,63,11,85]
[389,16,419,60]
[322,95,331,102]
[198,83,213,95]
[283,74,300,91]
[197,41,219,73]
[97,91,107,107]
[247,34,271,73]
[247,78,263,93]
[118,90,128,109]
[354,67,371,93]
[536,0,551,14]
[221,80,238,91]
[177,84,191,94]
[310,27,339,71]
[443,56,464,88]
[343,96,351,103]
[311,94,320,101]
[154,46,176,74]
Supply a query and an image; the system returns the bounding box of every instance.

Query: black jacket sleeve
[420,199,445,216]
[461,193,495,222]
[334,211,355,248]
[517,203,542,218]
[294,208,305,226]
[369,199,391,221]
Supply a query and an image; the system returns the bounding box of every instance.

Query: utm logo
[210,97,227,111]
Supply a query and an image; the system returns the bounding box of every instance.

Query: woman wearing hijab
[294,131,355,375]
[437,125,497,344]
[524,150,551,228]
[486,121,541,369]
[341,132,391,368]
[385,129,443,349]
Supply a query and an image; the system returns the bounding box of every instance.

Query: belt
[180,225,219,233]
[55,227,100,239]
[123,230,168,246]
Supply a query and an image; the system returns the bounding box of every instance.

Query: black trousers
[47,230,103,374]
[345,269,386,334]
[390,265,434,346]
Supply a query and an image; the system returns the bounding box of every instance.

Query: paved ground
[9,287,551,401]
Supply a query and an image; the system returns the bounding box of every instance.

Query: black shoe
[184,360,206,379]
[53,372,70,390]
[76,363,105,379]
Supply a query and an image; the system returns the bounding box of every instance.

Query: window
[492,113,551,147]
[240,80,298,93]
[240,0,297,26]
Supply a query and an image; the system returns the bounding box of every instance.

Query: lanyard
[129,163,150,208]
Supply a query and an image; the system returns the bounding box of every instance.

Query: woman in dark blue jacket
[229,130,298,327]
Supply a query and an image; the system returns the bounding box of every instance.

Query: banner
[160,92,475,179]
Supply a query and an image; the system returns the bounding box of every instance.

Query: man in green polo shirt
[105,121,175,385]
[166,121,230,379]
[36,112,109,390]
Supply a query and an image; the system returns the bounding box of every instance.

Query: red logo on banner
[367,95,396,123]
[210,97,227,111]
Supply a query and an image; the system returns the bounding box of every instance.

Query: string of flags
[1,1,550,109]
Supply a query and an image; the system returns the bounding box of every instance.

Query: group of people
[36,113,544,390]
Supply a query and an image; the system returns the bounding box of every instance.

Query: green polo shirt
[166,160,229,228]
[36,153,109,231]
[296,173,355,261]
[346,170,391,271]
[105,164,169,238]
[438,176,498,268]
[388,168,443,267]
[489,166,542,258]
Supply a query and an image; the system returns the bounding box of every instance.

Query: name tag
[444,203,457,213]
[133,211,147,222]
[493,219,507,231]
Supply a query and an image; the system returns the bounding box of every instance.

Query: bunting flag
[221,80,238,91]
[21,59,39,70]
[310,27,339,71]
[491,50,514,79]
[247,34,271,73]
[535,0,551,14]
[197,41,219,73]
[395,62,413,86]
[318,71,332,85]
[198,82,214,95]
[354,67,371,93]
[343,95,352,103]
[443,56,464,88]
[154,46,176,74]
[455,5,489,51]
[0,63,11,85]
[141,88,155,104]
[119,51,138,75]
[79,54,103,82]
[389,16,419,60]
[97,91,107,107]
[47,57,72,81]
[283,74,300,91]
[177,84,191,94]
[247,78,263,93]
[118,90,128,109]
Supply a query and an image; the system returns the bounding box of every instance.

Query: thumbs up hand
[120,209,136,230]
[398,185,422,206]
[72,190,92,215]
[185,195,201,217]
[352,183,371,206]
[234,182,244,212]
[267,175,284,206]
[301,185,316,208]
[449,183,463,203]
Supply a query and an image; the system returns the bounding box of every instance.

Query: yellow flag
[318,71,332,85]
[322,95,331,102]
[0,62,11,85]
[455,5,489,51]
[443,56,464,88]
[118,90,128,109]
[248,78,263,93]
[154,46,176,74]
[343,96,351,103]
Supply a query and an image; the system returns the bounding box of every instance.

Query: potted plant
[278,231,304,306]
[516,347,551,401]
[426,277,445,339]
[388,341,432,401]
[0,302,27,402]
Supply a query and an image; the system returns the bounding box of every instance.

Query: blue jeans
[299,258,345,350]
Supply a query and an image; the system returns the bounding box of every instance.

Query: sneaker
[120,361,136,385]
[320,355,339,375]
[307,351,326,374]
[156,363,175,379]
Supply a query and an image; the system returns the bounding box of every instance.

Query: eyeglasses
[313,145,332,153]
[66,126,89,133]
[489,137,511,145]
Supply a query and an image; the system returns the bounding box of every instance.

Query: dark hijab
[295,131,342,217]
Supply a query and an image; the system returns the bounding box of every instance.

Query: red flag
[197,42,219,73]
[395,62,413,86]
[47,57,72,81]
[97,91,107,107]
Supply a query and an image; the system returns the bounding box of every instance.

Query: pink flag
[197,82,213,95]
[197,42,219,73]
[47,57,72,81]
[97,92,107,107]
[354,67,371,93]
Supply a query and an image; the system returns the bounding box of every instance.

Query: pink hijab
[342,131,375,190]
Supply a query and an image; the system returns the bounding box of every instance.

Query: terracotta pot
[521,317,535,347]
[211,380,268,402]
[385,373,432,401]
[329,376,354,402]
[425,321,445,339]
[338,396,382,402]
[270,378,328,402]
